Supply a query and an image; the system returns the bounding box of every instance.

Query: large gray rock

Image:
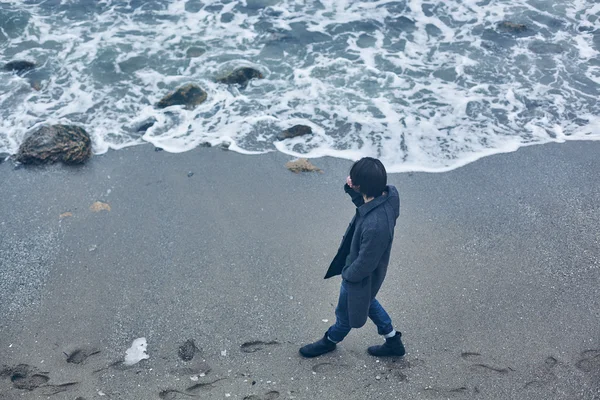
[3,60,35,74]
[216,67,264,87]
[157,84,208,110]
[16,125,92,165]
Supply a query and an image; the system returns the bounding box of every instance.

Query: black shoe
[299,332,337,358]
[368,332,405,357]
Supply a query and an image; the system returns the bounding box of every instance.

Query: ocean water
[0,0,599,172]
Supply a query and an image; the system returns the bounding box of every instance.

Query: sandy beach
[0,142,599,399]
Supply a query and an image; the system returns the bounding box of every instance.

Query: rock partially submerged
[157,84,207,110]
[16,125,92,165]
[136,120,156,133]
[497,21,527,33]
[277,125,313,140]
[186,47,206,58]
[286,158,322,174]
[217,67,264,87]
[3,60,36,74]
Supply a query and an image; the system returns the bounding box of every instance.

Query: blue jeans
[327,281,394,343]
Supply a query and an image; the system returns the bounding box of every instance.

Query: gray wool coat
[324,184,400,328]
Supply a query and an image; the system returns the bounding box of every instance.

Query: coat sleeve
[344,183,364,207]
[342,227,389,283]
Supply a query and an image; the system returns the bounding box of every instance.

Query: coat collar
[357,188,390,216]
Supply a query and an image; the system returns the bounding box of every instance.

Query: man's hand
[346,176,358,191]
[344,175,364,206]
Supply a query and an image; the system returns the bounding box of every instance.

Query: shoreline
[0,141,599,399]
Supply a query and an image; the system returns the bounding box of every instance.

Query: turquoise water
[1,0,599,171]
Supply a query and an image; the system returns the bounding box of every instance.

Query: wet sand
[0,142,599,399]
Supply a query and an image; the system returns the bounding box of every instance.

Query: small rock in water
[16,125,92,165]
[528,41,564,55]
[3,60,36,74]
[216,67,264,88]
[220,141,231,150]
[497,21,527,33]
[178,339,198,362]
[187,171,194,177]
[30,80,42,91]
[186,47,206,58]
[137,120,156,133]
[285,159,322,174]
[277,125,313,141]
[90,201,111,212]
[156,83,208,110]
[155,147,164,152]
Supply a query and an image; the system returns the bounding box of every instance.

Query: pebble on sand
[90,202,111,212]
[285,159,322,174]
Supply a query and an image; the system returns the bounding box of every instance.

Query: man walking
[299,157,405,358]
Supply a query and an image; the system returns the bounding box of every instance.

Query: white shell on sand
[124,337,149,366]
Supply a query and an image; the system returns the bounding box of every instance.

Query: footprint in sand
[575,349,600,373]
[460,352,481,360]
[385,357,422,369]
[424,386,472,397]
[243,391,280,400]
[311,362,350,373]
[1,364,49,390]
[461,352,513,374]
[388,369,408,381]
[240,341,279,354]
[186,377,227,393]
[470,363,511,374]
[65,347,101,364]
[544,356,559,369]
[523,356,561,389]
[159,389,197,399]
[0,364,79,395]
[36,382,80,396]
[171,360,211,377]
